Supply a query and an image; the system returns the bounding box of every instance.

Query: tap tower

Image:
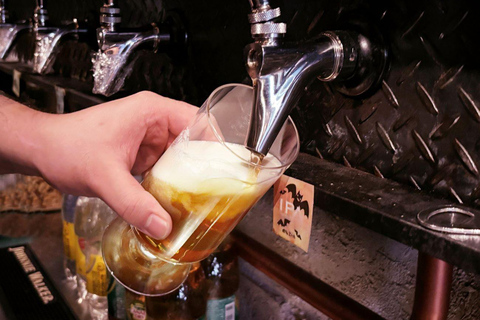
[244,0,388,157]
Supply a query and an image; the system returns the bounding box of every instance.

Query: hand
[0,92,197,239]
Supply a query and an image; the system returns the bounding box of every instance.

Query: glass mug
[102,83,300,296]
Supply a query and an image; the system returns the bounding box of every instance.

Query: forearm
[0,95,46,175]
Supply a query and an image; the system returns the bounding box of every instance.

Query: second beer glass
[102,84,300,296]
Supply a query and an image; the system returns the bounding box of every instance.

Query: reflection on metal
[244,1,388,156]
[417,205,480,234]
[33,21,87,74]
[0,24,30,59]
[92,1,179,96]
[411,253,452,320]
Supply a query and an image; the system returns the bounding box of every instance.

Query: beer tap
[244,0,388,157]
[92,0,185,96]
[32,0,88,74]
[0,0,31,60]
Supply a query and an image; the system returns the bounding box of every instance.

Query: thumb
[96,166,172,240]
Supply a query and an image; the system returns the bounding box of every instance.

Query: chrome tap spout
[0,0,31,60]
[33,22,87,74]
[0,23,30,60]
[92,0,179,96]
[244,4,387,156]
[92,26,167,96]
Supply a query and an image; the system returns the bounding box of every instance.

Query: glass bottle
[74,197,116,318]
[61,194,78,288]
[122,262,207,320]
[202,237,239,320]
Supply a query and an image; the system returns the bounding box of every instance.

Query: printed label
[12,69,21,97]
[62,221,77,260]
[273,175,314,252]
[54,86,66,114]
[206,295,237,320]
[128,300,146,320]
[75,237,86,277]
[86,254,109,296]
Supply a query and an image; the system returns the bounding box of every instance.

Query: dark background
[4,0,480,207]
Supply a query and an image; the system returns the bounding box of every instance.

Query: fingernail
[143,214,170,240]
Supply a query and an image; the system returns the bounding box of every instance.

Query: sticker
[54,86,66,114]
[12,69,21,97]
[62,221,77,260]
[128,299,146,320]
[273,175,314,252]
[86,254,109,296]
[206,295,237,320]
[75,237,86,277]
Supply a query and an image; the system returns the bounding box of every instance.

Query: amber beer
[138,139,281,264]
[102,83,299,296]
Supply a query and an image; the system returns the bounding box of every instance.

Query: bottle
[122,262,207,320]
[202,237,239,320]
[108,279,127,320]
[74,197,90,305]
[61,194,79,288]
[74,197,116,319]
[125,291,146,320]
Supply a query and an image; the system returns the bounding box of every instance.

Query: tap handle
[100,2,121,31]
[33,0,48,27]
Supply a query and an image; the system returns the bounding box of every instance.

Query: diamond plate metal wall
[292,0,480,208]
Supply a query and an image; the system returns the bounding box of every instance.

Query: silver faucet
[92,0,175,96]
[32,0,87,74]
[0,0,31,60]
[244,1,388,156]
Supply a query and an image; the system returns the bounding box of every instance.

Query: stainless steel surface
[93,26,164,96]
[33,21,87,74]
[244,3,387,156]
[0,23,30,59]
[417,205,480,234]
[92,2,174,96]
[248,7,280,24]
[99,0,121,32]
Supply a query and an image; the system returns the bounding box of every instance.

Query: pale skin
[0,91,198,240]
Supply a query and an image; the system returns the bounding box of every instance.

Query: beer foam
[151,140,282,194]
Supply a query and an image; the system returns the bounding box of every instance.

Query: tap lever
[100,1,121,32]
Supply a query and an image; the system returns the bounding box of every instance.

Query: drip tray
[417,205,480,235]
[0,244,76,320]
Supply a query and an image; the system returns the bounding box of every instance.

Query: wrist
[0,97,50,176]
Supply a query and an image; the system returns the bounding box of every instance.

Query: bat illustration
[284,183,310,218]
[277,218,290,227]
[295,229,302,240]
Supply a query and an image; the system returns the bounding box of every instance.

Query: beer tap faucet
[32,0,88,74]
[92,0,184,96]
[244,0,388,157]
[0,0,31,60]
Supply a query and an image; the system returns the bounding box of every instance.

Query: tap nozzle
[244,4,387,156]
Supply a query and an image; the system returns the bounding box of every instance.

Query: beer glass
[102,83,300,296]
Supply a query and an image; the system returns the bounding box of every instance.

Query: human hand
[1,92,197,239]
